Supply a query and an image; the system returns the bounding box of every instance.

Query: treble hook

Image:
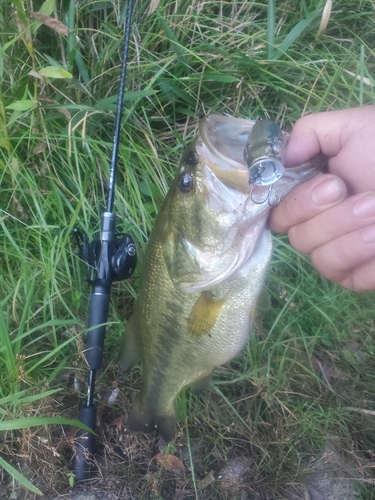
[250,184,272,205]
[267,188,281,207]
[250,184,281,207]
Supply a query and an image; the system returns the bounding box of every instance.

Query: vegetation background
[1,0,375,498]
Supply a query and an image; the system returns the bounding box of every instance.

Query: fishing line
[107,0,134,213]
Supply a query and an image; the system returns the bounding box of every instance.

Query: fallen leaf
[57,108,71,120]
[155,453,185,474]
[32,12,70,36]
[39,98,72,119]
[28,70,44,83]
[40,98,59,105]
[197,469,215,490]
[33,142,46,154]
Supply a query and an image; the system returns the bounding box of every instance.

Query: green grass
[1,0,375,498]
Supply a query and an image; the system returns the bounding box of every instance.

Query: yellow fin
[188,291,225,338]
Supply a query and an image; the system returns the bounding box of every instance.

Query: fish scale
[120,114,326,441]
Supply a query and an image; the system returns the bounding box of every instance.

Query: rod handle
[72,405,97,481]
[86,287,111,370]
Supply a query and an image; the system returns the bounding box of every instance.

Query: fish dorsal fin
[188,291,225,338]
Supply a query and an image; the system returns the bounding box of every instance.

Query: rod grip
[86,288,111,370]
[72,405,97,481]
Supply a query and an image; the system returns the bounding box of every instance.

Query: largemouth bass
[120,114,325,441]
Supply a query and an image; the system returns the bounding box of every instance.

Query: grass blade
[0,305,16,375]
[0,416,94,432]
[267,0,275,59]
[273,8,321,60]
[158,15,189,69]
[0,455,42,495]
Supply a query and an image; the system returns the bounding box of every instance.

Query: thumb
[285,105,375,167]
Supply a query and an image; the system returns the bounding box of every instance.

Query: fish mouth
[197,114,253,193]
[197,114,326,203]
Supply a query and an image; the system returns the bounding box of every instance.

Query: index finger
[269,174,347,233]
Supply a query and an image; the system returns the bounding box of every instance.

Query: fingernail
[311,178,344,206]
[362,224,375,243]
[353,193,375,218]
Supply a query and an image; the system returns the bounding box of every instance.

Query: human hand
[269,106,375,291]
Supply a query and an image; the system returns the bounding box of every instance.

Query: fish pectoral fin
[127,398,176,442]
[190,371,214,395]
[188,291,225,338]
[118,314,141,374]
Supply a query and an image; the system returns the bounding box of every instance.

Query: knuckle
[269,201,292,233]
[287,225,310,254]
[282,188,307,223]
[351,262,375,292]
[310,240,357,285]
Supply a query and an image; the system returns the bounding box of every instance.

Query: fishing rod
[72,0,136,481]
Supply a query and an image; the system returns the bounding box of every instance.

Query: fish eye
[179,172,194,193]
